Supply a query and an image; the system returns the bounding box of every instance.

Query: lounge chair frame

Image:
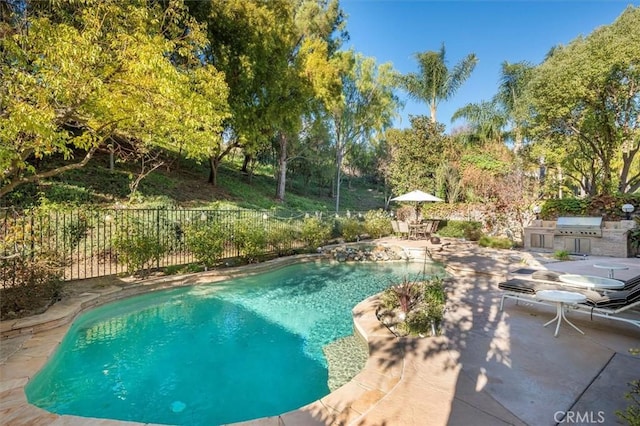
[499,288,640,329]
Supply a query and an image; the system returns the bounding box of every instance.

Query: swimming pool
[26,260,444,425]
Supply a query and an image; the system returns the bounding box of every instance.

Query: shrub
[266,223,297,256]
[112,217,169,276]
[300,216,331,249]
[378,276,447,337]
[234,220,267,263]
[339,218,365,242]
[185,221,229,268]
[554,249,571,261]
[363,209,392,238]
[422,278,446,324]
[406,309,431,334]
[389,278,421,313]
[478,236,514,249]
[616,379,640,426]
[437,220,482,241]
[1,255,63,320]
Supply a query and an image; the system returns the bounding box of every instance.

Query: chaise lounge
[499,273,640,329]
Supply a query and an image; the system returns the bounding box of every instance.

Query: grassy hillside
[2,152,388,213]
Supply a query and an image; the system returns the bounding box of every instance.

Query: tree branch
[0,146,98,198]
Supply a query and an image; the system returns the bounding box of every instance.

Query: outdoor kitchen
[524,216,637,257]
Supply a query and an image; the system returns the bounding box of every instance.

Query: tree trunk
[109,145,115,171]
[243,154,254,184]
[208,156,219,187]
[335,145,343,213]
[276,133,288,202]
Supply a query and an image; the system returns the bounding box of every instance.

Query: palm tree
[398,43,477,123]
[495,61,534,152]
[451,100,507,144]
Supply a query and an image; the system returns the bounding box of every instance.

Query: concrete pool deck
[1,239,639,425]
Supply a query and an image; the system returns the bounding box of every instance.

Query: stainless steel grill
[554,217,603,237]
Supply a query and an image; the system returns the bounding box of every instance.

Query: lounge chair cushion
[531,270,563,282]
[623,274,640,291]
[582,283,640,308]
[498,278,559,294]
[582,290,629,308]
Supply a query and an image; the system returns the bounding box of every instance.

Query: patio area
[1,238,639,425]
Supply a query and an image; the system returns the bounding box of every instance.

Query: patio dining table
[409,223,432,239]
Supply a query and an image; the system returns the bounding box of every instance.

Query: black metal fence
[1,207,345,283]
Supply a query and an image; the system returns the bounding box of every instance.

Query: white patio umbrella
[390,190,443,222]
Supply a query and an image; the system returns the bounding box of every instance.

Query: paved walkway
[1,239,639,425]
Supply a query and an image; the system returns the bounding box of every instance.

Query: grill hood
[554,217,603,237]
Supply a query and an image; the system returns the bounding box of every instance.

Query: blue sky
[340,0,639,132]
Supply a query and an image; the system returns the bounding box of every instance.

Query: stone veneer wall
[523,219,637,258]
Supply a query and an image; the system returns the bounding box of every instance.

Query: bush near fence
[1,207,384,283]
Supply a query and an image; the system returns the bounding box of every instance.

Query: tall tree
[451,100,507,144]
[193,0,291,187]
[398,43,477,123]
[525,6,640,194]
[273,0,347,202]
[194,0,346,196]
[495,61,534,152]
[327,51,399,212]
[0,0,229,198]
[385,116,450,196]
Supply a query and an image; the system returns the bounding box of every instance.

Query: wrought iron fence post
[156,209,161,270]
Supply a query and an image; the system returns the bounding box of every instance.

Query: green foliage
[539,194,640,220]
[540,199,586,219]
[385,117,450,195]
[266,223,297,256]
[1,255,64,320]
[379,276,447,336]
[164,264,204,275]
[63,214,92,249]
[437,220,483,241]
[300,216,332,249]
[405,309,432,334]
[233,220,268,263]
[461,153,510,174]
[616,380,640,426]
[629,217,640,255]
[112,218,169,276]
[1,0,229,197]
[42,184,95,205]
[338,217,365,242]
[185,221,229,268]
[363,209,392,239]
[554,250,571,261]
[329,52,400,211]
[478,236,514,249]
[525,6,640,195]
[380,286,401,311]
[397,43,477,123]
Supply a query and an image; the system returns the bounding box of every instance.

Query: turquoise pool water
[26,260,443,425]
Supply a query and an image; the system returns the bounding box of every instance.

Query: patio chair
[621,274,640,291]
[398,221,410,239]
[498,278,640,329]
[498,278,569,311]
[391,220,400,237]
[574,282,640,329]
